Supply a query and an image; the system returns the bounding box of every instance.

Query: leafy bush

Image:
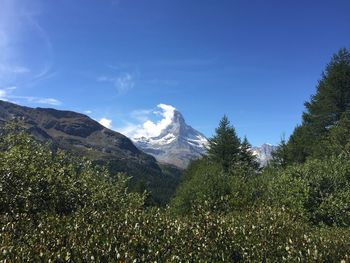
[0,125,143,218]
[1,204,349,262]
[268,156,350,226]
[1,124,350,262]
[171,158,232,214]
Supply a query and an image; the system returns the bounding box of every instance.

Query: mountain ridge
[0,100,164,180]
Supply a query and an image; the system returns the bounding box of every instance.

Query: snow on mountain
[133,108,208,168]
[128,104,276,168]
[251,144,277,166]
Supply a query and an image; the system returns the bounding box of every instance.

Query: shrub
[267,156,350,226]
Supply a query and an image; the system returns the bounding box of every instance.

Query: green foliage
[232,136,260,177]
[267,156,350,226]
[207,116,260,174]
[0,124,142,217]
[303,48,350,130]
[312,113,350,159]
[207,115,241,172]
[0,124,144,218]
[284,48,350,164]
[2,204,349,262]
[172,116,261,216]
[171,157,264,216]
[171,158,232,214]
[270,136,289,168]
[2,81,350,261]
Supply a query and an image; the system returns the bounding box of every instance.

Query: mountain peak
[156,109,191,139]
[130,104,277,168]
[172,109,185,124]
[251,144,277,166]
[134,107,208,168]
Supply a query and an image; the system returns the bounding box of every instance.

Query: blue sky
[0,0,349,145]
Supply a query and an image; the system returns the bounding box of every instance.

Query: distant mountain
[0,100,163,182]
[134,109,208,168]
[132,107,277,168]
[251,144,277,166]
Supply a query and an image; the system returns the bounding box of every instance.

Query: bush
[1,124,350,262]
[0,125,143,218]
[171,158,227,214]
[267,156,350,226]
[1,204,349,262]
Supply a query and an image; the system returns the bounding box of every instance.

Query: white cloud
[0,88,8,100]
[99,118,112,129]
[84,110,92,114]
[98,73,135,94]
[117,122,140,136]
[0,86,15,101]
[0,87,61,106]
[27,97,61,106]
[117,103,176,138]
[12,96,61,106]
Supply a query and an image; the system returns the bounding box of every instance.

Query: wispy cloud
[0,0,55,88]
[26,13,55,84]
[0,86,61,106]
[98,73,135,95]
[0,64,30,75]
[18,97,61,106]
[130,109,153,122]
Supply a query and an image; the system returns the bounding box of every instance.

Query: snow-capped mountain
[134,109,208,168]
[131,104,276,168]
[251,144,277,166]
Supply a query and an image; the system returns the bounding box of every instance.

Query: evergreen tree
[207,115,241,172]
[237,136,260,172]
[286,48,350,163]
[313,112,350,158]
[303,48,350,130]
[285,125,311,163]
[327,113,350,155]
[271,136,289,168]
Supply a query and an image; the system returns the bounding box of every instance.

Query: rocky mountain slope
[0,100,163,181]
[134,110,208,168]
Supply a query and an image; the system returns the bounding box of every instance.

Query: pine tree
[238,136,260,171]
[303,48,350,132]
[286,48,350,163]
[313,112,350,158]
[328,113,350,154]
[207,115,241,172]
[271,136,289,168]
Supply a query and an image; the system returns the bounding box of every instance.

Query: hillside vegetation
[1,49,350,262]
[0,100,181,206]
